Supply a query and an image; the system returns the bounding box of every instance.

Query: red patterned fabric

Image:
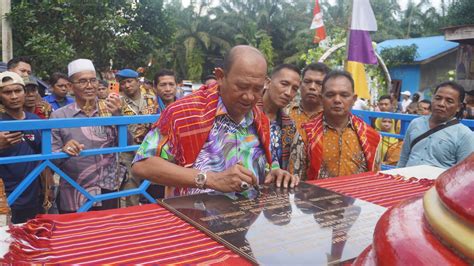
[4,204,251,265]
[153,83,272,167]
[310,172,434,208]
[303,113,381,180]
[3,172,433,264]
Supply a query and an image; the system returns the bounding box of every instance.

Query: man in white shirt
[401,90,412,113]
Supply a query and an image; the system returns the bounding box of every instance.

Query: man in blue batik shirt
[398,81,474,169]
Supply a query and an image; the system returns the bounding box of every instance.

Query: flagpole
[344,0,352,70]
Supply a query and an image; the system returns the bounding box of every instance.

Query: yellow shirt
[381,137,403,166]
[140,85,155,97]
[289,104,321,136]
[374,118,402,166]
[319,122,368,178]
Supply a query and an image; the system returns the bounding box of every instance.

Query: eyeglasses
[72,78,99,87]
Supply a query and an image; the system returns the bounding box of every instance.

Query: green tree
[299,27,347,68]
[379,44,419,68]
[400,0,443,38]
[7,0,173,78]
[446,0,474,26]
[114,0,174,71]
[174,5,212,81]
[322,0,350,31]
[371,0,403,42]
[257,33,274,68]
[153,0,231,81]
[210,0,311,67]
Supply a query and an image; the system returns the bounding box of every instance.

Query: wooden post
[1,0,13,62]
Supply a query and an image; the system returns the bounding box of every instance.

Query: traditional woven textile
[3,172,433,264]
[309,172,434,208]
[3,204,250,265]
[303,113,382,179]
[153,83,272,168]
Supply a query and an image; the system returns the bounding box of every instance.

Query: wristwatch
[195,171,207,189]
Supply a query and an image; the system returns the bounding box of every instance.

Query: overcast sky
[395,0,442,10]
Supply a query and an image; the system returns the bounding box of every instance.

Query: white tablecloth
[0,226,11,258]
[381,165,446,180]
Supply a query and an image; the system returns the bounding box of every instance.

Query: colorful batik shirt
[121,92,157,144]
[270,120,283,168]
[288,131,308,180]
[289,104,321,135]
[381,137,403,166]
[133,97,267,196]
[34,100,53,119]
[319,119,367,178]
[51,102,120,211]
[290,118,368,180]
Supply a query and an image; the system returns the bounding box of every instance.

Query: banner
[346,0,378,99]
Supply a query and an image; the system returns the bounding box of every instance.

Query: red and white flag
[310,0,326,44]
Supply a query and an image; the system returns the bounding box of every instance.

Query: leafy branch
[379,44,419,68]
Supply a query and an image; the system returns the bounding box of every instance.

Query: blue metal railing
[0,115,160,212]
[353,110,474,135]
[1,111,473,211]
[352,110,474,170]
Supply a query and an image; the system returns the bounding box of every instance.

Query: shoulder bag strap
[410,119,459,151]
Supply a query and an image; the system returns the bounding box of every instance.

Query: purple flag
[347,30,378,65]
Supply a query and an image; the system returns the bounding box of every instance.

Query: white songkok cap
[401,90,411,96]
[68,59,96,77]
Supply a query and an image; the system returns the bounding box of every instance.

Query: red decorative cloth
[303,113,381,180]
[153,83,272,167]
[309,172,434,208]
[2,172,434,264]
[4,204,251,265]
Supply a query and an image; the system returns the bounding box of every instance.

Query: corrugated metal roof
[376,35,459,62]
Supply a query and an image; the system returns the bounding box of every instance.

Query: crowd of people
[1,45,473,224]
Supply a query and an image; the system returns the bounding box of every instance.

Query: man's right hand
[62,140,85,156]
[0,131,23,149]
[106,93,122,115]
[206,164,258,193]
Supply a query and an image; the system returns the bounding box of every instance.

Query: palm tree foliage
[7,0,464,81]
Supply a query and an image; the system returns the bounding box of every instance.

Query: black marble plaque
[158,182,386,265]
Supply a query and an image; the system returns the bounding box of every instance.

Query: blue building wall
[389,65,420,95]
